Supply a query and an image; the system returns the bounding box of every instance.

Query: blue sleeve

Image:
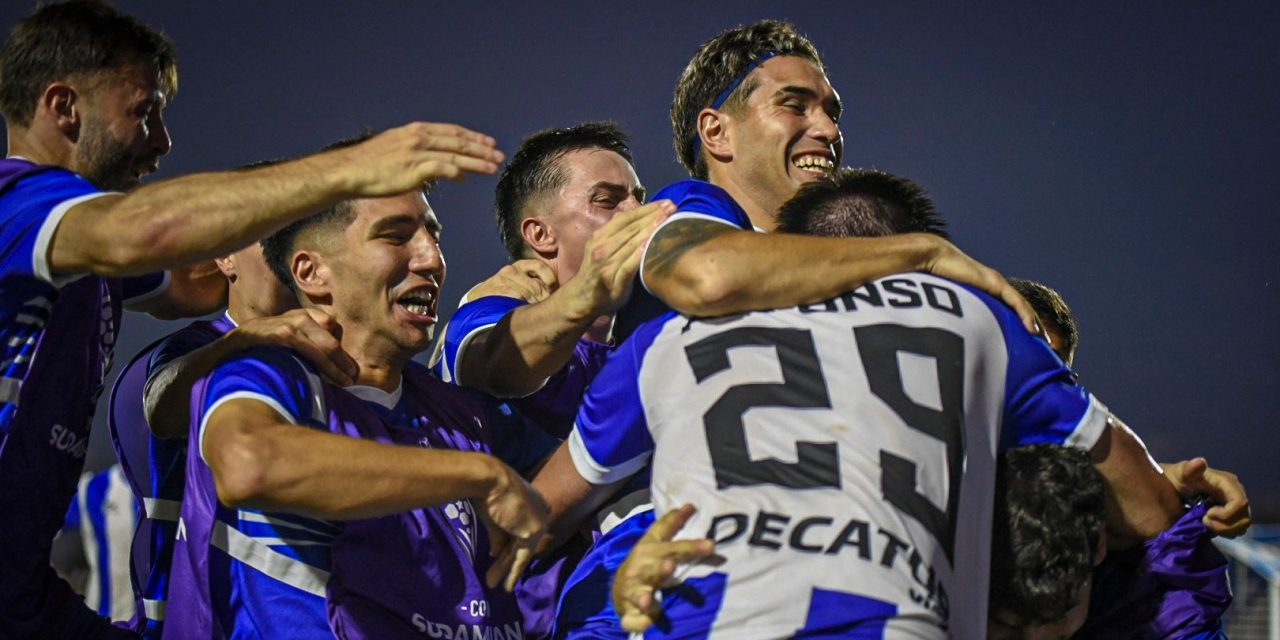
[62,491,83,532]
[0,168,104,285]
[198,346,323,459]
[146,322,222,377]
[120,271,170,304]
[650,179,753,230]
[567,314,672,484]
[437,295,526,384]
[967,287,1108,450]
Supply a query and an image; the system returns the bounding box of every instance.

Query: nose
[618,193,643,213]
[148,108,172,157]
[808,112,839,163]
[409,231,447,283]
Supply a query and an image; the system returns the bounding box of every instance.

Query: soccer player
[435,122,668,437]
[106,163,352,637]
[542,21,1036,638]
[533,167,1184,637]
[167,174,548,637]
[0,2,504,637]
[431,122,670,638]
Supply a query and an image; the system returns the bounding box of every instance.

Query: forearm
[645,224,937,317]
[1090,417,1183,549]
[144,331,260,438]
[63,151,355,276]
[461,292,596,398]
[210,420,499,520]
[531,442,617,554]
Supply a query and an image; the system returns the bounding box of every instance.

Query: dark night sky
[4,2,1277,518]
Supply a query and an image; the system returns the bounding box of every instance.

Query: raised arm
[458,201,671,397]
[48,122,504,277]
[643,219,1038,331]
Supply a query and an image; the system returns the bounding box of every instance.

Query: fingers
[994,277,1041,335]
[595,200,675,263]
[644,503,697,542]
[505,547,532,593]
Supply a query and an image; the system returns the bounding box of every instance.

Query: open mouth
[792,152,835,177]
[396,290,437,321]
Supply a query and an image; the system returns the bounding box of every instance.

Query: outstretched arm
[642,219,1039,331]
[458,201,671,397]
[48,122,504,277]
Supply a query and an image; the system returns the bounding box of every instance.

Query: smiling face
[72,62,171,191]
[713,55,842,228]
[320,191,446,363]
[534,147,644,282]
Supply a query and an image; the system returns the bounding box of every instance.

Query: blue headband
[692,51,779,158]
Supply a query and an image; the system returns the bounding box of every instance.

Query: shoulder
[652,179,748,225]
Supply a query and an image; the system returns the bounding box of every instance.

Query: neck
[706,165,778,231]
[6,126,71,169]
[350,354,406,392]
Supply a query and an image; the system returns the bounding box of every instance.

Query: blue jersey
[435,293,611,441]
[0,157,165,639]
[570,274,1108,639]
[168,346,521,639]
[107,314,231,637]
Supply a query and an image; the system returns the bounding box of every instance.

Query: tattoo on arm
[642,220,733,281]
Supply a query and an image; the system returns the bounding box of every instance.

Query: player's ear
[699,108,733,164]
[291,250,330,299]
[43,82,80,139]
[520,216,558,257]
[213,255,236,282]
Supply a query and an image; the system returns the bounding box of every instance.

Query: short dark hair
[1007,278,1078,365]
[774,168,947,239]
[494,121,633,261]
[0,0,178,126]
[670,20,825,179]
[262,132,434,293]
[990,444,1105,626]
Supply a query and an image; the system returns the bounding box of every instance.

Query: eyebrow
[777,85,843,119]
[370,213,436,235]
[592,181,647,202]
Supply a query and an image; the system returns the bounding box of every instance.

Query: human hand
[479,459,549,592]
[468,259,557,304]
[919,235,1041,334]
[614,504,716,633]
[564,199,674,319]
[1161,457,1252,537]
[334,122,505,196]
[227,308,358,386]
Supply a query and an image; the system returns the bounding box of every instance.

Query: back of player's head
[774,168,947,239]
[1007,277,1078,365]
[671,20,826,179]
[494,121,633,261]
[989,444,1104,628]
[262,132,434,294]
[0,0,178,127]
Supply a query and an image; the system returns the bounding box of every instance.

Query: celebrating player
[540,168,1181,637]
[0,2,504,637]
[106,156,353,636]
[166,156,547,637]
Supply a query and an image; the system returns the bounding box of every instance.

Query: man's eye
[784,102,805,114]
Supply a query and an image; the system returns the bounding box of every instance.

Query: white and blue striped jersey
[62,464,141,622]
[570,273,1109,639]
